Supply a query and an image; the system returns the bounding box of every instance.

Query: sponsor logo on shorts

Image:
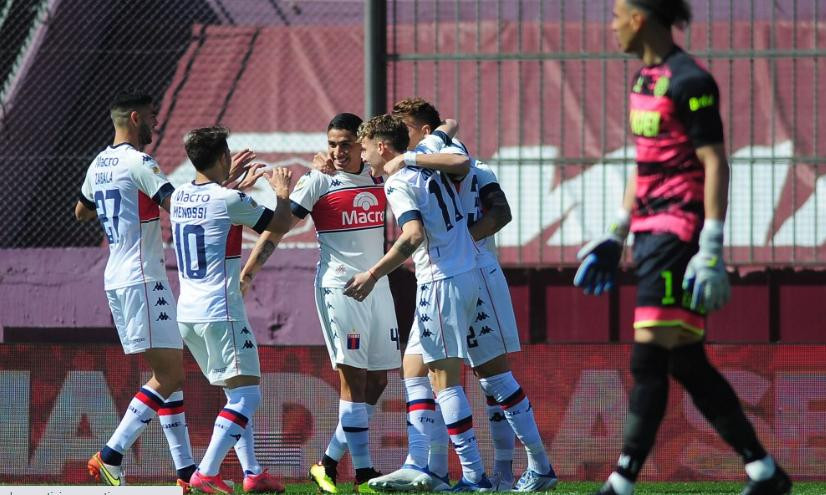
[155,297,168,306]
[156,312,171,321]
[475,312,489,322]
[242,340,255,349]
[480,326,494,335]
[347,333,360,350]
[418,314,431,322]
[230,433,242,441]
[140,418,152,424]
[422,328,433,338]
[419,299,429,307]
[153,282,165,291]
[323,288,333,295]
[420,284,429,291]
[477,298,484,306]
[240,327,251,334]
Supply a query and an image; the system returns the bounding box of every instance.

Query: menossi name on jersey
[172,189,210,219]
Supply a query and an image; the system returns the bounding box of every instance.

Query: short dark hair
[184,126,230,171]
[110,91,153,112]
[628,0,692,29]
[358,114,409,153]
[328,113,363,135]
[392,97,441,131]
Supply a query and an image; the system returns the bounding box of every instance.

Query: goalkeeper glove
[574,209,630,295]
[682,219,731,312]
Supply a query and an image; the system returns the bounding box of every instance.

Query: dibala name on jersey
[95,171,113,184]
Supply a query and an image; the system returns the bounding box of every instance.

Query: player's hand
[224,149,256,185]
[573,212,630,295]
[383,154,406,176]
[343,271,376,301]
[267,167,292,198]
[240,273,253,297]
[234,163,267,190]
[312,152,337,176]
[683,220,730,312]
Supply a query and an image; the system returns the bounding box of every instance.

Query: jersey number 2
[175,224,206,279]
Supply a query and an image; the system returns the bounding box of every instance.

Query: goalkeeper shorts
[632,232,705,334]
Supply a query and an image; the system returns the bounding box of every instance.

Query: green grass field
[245,481,818,494]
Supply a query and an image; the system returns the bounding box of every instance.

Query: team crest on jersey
[347,333,361,349]
[353,192,379,211]
[295,175,307,191]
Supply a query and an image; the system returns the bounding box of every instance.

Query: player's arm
[469,185,512,241]
[343,216,425,301]
[74,200,97,221]
[240,215,301,294]
[130,156,176,212]
[75,171,98,221]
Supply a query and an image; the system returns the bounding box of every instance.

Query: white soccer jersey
[289,165,389,288]
[384,166,477,284]
[413,135,501,268]
[79,143,174,290]
[171,182,273,322]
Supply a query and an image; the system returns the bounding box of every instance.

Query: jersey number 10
[174,224,207,279]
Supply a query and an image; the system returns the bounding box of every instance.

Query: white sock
[158,390,195,472]
[403,376,436,469]
[324,423,347,462]
[105,386,163,457]
[485,394,515,481]
[745,456,776,482]
[340,400,371,469]
[436,386,484,483]
[608,471,634,495]
[199,385,260,477]
[222,388,262,476]
[480,372,551,474]
[429,404,450,478]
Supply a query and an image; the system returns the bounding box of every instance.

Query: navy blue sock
[100,446,123,466]
[177,464,197,481]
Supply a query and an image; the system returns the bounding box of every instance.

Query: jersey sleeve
[289,170,325,219]
[129,154,175,205]
[473,161,501,195]
[414,133,450,154]
[673,71,724,147]
[225,190,274,234]
[385,176,422,227]
[78,167,96,209]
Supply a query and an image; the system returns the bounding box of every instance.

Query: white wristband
[403,151,418,166]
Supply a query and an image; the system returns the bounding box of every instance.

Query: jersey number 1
[427,173,463,230]
[175,224,206,279]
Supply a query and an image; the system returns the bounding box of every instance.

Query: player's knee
[366,372,389,399]
[628,342,670,415]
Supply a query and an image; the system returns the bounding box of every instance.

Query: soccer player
[575,2,791,495]
[75,91,196,489]
[240,113,466,494]
[345,114,495,492]
[371,98,557,492]
[171,126,292,494]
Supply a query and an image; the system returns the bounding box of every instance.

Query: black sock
[669,342,768,463]
[355,467,377,483]
[616,343,670,482]
[100,446,123,466]
[321,454,338,478]
[177,464,196,481]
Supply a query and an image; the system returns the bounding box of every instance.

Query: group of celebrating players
[73,1,792,494]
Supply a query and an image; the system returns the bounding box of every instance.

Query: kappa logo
[419,299,429,307]
[156,312,171,321]
[230,433,242,441]
[155,297,168,306]
[490,412,506,423]
[420,284,429,292]
[386,186,395,194]
[140,418,153,424]
[240,327,251,334]
[480,326,494,335]
[422,328,433,338]
[153,282,165,291]
[419,314,431,322]
[353,191,379,211]
[323,288,333,295]
[331,179,342,186]
[327,303,334,310]
[476,312,489,322]
[242,340,255,349]
[476,298,484,306]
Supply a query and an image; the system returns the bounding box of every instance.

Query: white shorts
[179,319,261,387]
[405,270,481,364]
[315,285,401,371]
[466,264,522,366]
[106,281,182,354]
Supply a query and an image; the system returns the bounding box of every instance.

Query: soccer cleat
[355,467,383,493]
[450,474,493,492]
[591,483,621,495]
[243,469,285,493]
[309,462,338,494]
[87,452,125,486]
[368,464,444,492]
[488,472,514,492]
[189,470,234,494]
[430,472,452,492]
[513,468,559,492]
[740,465,792,495]
[177,478,192,494]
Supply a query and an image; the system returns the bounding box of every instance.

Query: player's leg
[668,339,791,494]
[472,266,556,491]
[427,273,489,490]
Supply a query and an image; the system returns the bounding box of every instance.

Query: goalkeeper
[574,1,789,494]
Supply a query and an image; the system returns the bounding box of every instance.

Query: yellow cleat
[309,462,338,494]
[87,452,124,486]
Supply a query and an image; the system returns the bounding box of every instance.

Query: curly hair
[357,114,410,153]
